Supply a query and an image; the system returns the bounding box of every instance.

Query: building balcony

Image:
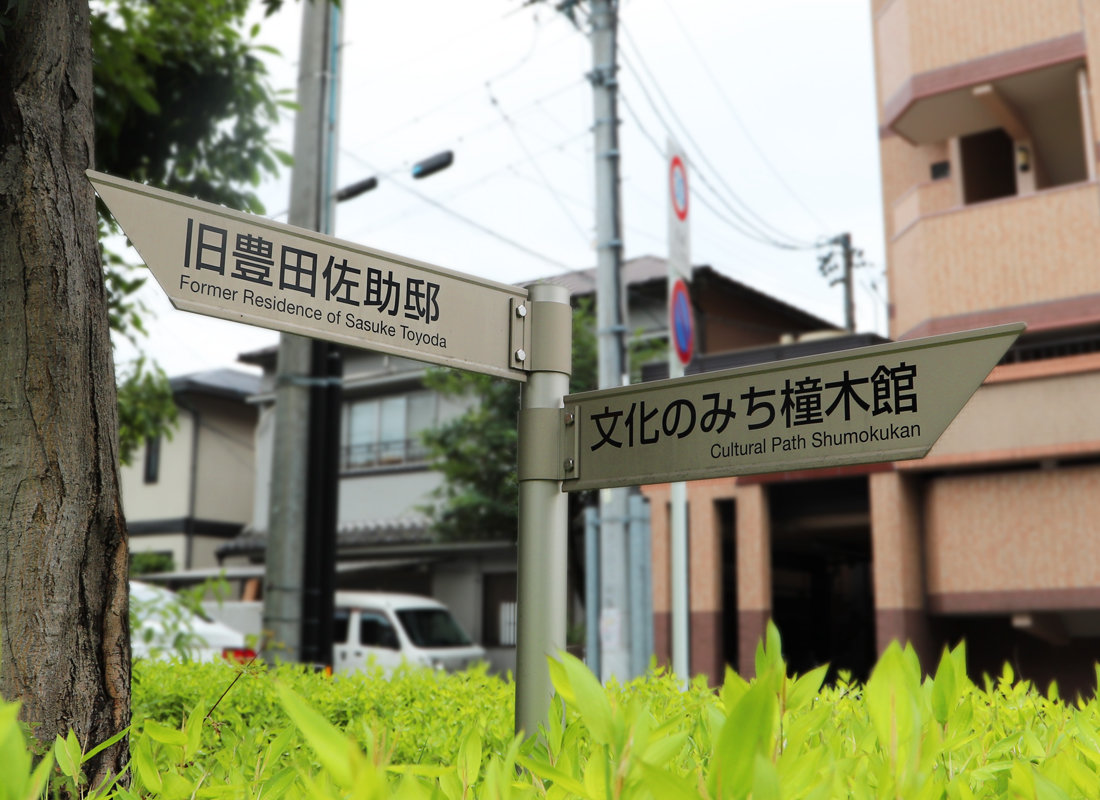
[890,181,1100,337]
[875,0,1086,139]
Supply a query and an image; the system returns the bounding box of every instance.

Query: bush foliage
[10,624,1100,798]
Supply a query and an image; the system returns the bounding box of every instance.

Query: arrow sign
[562,323,1024,491]
[88,171,529,381]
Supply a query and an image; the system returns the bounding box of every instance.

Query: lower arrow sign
[562,323,1024,491]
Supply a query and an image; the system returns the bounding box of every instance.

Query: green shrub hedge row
[7,624,1100,799]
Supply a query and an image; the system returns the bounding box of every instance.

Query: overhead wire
[485,83,591,244]
[342,14,579,151]
[618,90,810,251]
[335,153,577,272]
[338,128,590,232]
[655,0,832,232]
[617,21,821,251]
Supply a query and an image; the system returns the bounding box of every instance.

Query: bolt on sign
[88,171,530,382]
[560,323,1024,491]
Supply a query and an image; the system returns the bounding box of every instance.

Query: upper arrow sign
[561,323,1025,491]
[88,171,529,381]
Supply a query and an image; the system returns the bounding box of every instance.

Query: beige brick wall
[644,479,739,615]
[889,183,1100,336]
[870,471,924,609]
[924,361,1100,463]
[925,464,1100,595]
[878,138,951,239]
[875,0,911,113]
[875,0,1082,108]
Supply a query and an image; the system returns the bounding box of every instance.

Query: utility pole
[589,0,632,682]
[819,232,858,334]
[262,0,342,663]
[840,232,855,333]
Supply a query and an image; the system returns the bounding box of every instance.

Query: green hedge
[7,624,1100,799]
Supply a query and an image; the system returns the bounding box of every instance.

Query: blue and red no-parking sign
[670,278,694,365]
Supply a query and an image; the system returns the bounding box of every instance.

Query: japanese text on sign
[182,219,442,325]
[589,361,919,453]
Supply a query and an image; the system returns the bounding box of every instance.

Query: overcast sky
[113,0,886,378]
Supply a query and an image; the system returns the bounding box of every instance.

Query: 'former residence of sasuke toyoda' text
[178,217,449,349]
[586,361,921,460]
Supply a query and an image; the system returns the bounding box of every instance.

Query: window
[143,436,161,484]
[960,128,1016,204]
[333,608,350,644]
[396,608,473,648]
[359,610,399,649]
[482,573,518,647]
[342,391,438,469]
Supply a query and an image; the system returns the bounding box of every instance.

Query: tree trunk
[0,0,130,785]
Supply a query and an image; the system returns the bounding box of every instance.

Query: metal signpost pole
[515,283,572,737]
[667,140,692,680]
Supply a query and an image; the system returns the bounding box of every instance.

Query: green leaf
[132,734,163,793]
[719,666,749,714]
[865,641,921,766]
[458,728,482,787]
[25,749,55,800]
[53,730,83,782]
[931,647,958,725]
[708,678,777,800]
[274,682,364,790]
[751,753,780,800]
[82,724,130,763]
[787,664,829,712]
[517,754,591,798]
[636,760,700,800]
[558,652,615,746]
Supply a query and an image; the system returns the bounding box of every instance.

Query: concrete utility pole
[588,0,633,682]
[840,232,856,333]
[819,232,858,334]
[263,0,342,662]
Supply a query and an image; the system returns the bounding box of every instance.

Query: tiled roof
[216,515,433,558]
[170,368,261,400]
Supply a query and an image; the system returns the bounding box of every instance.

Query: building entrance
[768,477,875,681]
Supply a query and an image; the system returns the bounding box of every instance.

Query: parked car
[130,580,255,662]
[333,591,486,674]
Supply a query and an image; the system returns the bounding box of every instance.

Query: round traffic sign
[670,155,689,222]
[670,278,694,365]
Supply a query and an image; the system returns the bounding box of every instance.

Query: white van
[333,591,486,674]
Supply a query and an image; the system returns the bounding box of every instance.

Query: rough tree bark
[0,0,130,784]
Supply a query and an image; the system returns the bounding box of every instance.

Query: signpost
[87,171,530,382]
[89,170,565,737]
[89,169,1024,739]
[561,323,1024,491]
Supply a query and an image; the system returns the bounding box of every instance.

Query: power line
[655,0,831,231]
[617,23,819,251]
[618,90,815,251]
[337,129,590,233]
[342,19,579,151]
[335,154,576,272]
[485,83,591,243]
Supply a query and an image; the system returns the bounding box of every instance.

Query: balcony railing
[342,438,430,471]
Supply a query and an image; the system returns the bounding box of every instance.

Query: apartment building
[644,1,1100,694]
